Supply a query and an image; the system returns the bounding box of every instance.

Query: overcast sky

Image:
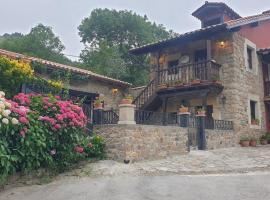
[1,0,270,59]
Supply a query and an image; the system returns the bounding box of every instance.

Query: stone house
[130,2,270,138]
[0,48,131,111]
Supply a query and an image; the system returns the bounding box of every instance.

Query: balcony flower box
[211,75,221,84]
[158,83,168,90]
[191,79,201,85]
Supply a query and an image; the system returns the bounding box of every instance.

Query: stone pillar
[118,104,136,125]
[196,113,206,150]
[178,112,190,128]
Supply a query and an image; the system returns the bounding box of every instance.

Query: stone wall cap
[178,112,191,115]
[119,104,136,108]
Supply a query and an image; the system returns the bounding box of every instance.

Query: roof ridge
[0,48,131,86]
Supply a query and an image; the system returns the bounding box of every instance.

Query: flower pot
[240,140,250,147]
[179,107,189,113]
[94,103,103,109]
[249,140,257,147]
[158,84,168,90]
[191,79,201,84]
[120,99,133,104]
[260,139,268,145]
[213,80,221,84]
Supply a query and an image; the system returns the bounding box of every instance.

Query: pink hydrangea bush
[1,92,104,180]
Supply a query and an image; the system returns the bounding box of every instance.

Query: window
[203,18,222,27]
[250,100,256,120]
[247,47,253,70]
[168,60,179,75]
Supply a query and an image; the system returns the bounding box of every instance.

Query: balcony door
[195,49,207,62]
[194,49,207,80]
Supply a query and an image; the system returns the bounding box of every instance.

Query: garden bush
[0,91,105,184]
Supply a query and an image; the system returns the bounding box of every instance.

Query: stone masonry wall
[94,125,189,162]
[70,79,127,109]
[206,129,237,150]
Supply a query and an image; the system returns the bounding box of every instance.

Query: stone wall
[94,124,189,162]
[206,129,237,150]
[69,79,127,109]
[218,32,266,139]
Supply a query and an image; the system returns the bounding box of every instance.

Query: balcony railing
[157,60,221,86]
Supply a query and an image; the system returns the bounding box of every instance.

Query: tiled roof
[192,1,241,19]
[0,49,131,87]
[226,11,270,28]
[130,11,270,54]
[129,23,227,54]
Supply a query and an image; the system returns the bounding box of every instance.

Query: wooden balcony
[133,60,223,110]
[157,60,222,89]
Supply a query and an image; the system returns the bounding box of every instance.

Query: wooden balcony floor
[156,81,223,97]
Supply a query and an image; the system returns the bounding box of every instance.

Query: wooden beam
[206,40,212,60]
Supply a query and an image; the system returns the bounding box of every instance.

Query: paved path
[1,172,270,200]
[2,146,270,200]
[69,146,270,177]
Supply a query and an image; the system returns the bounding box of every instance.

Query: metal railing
[135,110,177,125]
[92,109,119,125]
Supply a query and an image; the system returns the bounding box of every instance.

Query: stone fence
[94,125,189,162]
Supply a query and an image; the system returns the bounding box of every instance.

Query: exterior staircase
[133,78,161,110]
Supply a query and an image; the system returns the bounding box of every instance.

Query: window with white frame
[244,39,258,74]
[249,99,260,126]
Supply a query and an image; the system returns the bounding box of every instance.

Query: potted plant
[191,78,201,84]
[251,118,260,125]
[196,108,206,116]
[179,105,189,113]
[174,80,184,87]
[120,94,134,104]
[211,75,221,84]
[240,136,250,147]
[260,135,268,145]
[266,133,270,144]
[249,137,257,147]
[94,98,103,109]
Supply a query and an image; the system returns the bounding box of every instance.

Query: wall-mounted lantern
[219,41,226,48]
[112,88,118,95]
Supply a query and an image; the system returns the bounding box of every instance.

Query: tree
[0,24,72,65]
[78,9,174,85]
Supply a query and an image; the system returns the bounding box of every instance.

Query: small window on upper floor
[247,46,253,70]
[203,18,222,27]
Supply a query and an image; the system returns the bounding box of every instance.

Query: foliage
[0,56,33,98]
[0,24,73,65]
[78,9,175,85]
[0,92,105,184]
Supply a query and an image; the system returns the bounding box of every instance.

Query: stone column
[178,112,190,128]
[118,104,136,125]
